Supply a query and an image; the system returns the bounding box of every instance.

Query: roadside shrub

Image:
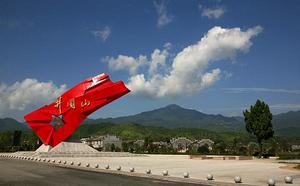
[278,152,300,160]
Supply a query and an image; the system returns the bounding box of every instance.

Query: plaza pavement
[1,153,300,185]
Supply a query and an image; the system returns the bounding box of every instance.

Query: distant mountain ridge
[1,104,299,137]
[0,118,28,131]
[89,104,242,131]
[273,110,300,129]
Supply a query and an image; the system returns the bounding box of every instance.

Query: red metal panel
[24,73,130,147]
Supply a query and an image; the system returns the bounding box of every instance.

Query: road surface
[0,158,205,186]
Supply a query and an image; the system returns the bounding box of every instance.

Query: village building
[170,137,193,152]
[133,139,145,147]
[81,135,122,151]
[291,144,300,151]
[170,137,214,152]
[194,139,214,151]
[81,136,104,149]
[103,135,122,151]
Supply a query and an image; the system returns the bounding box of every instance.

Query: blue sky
[0,0,300,120]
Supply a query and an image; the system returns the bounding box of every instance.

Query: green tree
[248,142,259,156]
[243,99,274,157]
[110,143,116,152]
[0,131,13,152]
[212,140,226,154]
[13,130,22,146]
[197,144,210,154]
[122,142,129,152]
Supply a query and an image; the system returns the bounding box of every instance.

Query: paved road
[0,158,205,186]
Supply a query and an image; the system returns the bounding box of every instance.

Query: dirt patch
[189,155,253,160]
[279,163,300,171]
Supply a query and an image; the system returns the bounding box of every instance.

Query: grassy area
[278,152,300,160]
[73,122,225,141]
[75,122,254,142]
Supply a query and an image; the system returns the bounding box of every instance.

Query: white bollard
[86,163,90,167]
[63,161,67,164]
[70,161,74,165]
[284,176,293,184]
[268,179,275,186]
[234,176,242,183]
[183,172,189,178]
[77,162,81,166]
[162,170,168,176]
[116,166,121,171]
[129,167,134,172]
[146,169,151,174]
[58,160,61,163]
[52,160,55,163]
[94,164,99,168]
[207,173,214,180]
[105,165,110,169]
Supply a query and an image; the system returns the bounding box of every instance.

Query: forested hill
[0,118,28,131]
[89,104,242,131]
[1,105,299,137]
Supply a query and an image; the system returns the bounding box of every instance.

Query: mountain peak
[91,104,242,130]
[0,117,28,131]
[164,104,183,109]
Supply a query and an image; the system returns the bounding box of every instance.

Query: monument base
[48,141,99,153]
[35,144,52,152]
[35,142,98,153]
[33,141,143,158]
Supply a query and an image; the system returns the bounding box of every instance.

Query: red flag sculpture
[24,73,130,147]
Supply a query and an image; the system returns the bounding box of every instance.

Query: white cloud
[223,88,300,94]
[105,26,262,98]
[0,79,66,120]
[196,103,300,116]
[201,7,225,19]
[199,3,225,19]
[102,43,172,77]
[200,68,221,88]
[91,26,111,42]
[102,55,147,76]
[270,103,300,110]
[154,1,173,28]
[149,42,171,76]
